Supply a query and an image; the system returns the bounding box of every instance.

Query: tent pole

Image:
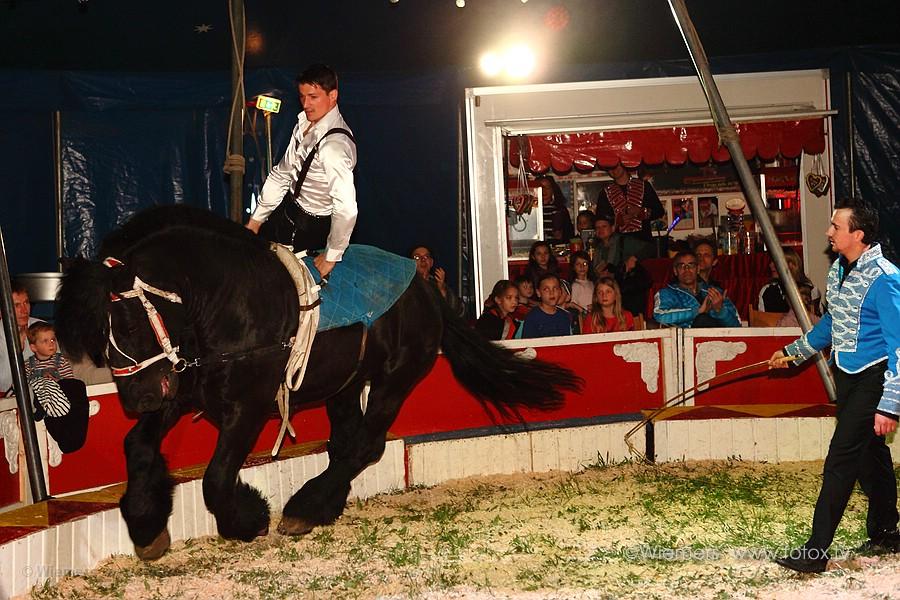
[53,111,63,268]
[667,0,837,403]
[845,72,856,198]
[227,0,246,223]
[0,227,48,503]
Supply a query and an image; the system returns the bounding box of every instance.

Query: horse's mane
[99,204,263,258]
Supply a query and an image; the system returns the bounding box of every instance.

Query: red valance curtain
[510,119,826,173]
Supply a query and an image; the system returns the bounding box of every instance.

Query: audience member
[590,213,647,278]
[693,239,721,288]
[758,247,821,315]
[525,241,570,306]
[535,175,575,243]
[567,251,594,314]
[475,280,521,341]
[580,277,635,334]
[512,275,536,320]
[653,251,741,328]
[614,254,653,319]
[25,322,75,418]
[24,321,89,453]
[1,279,41,396]
[576,210,596,233]
[411,245,465,318]
[595,162,665,250]
[776,283,822,328]
[521,274,572,338]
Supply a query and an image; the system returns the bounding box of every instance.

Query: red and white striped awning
[509,119,827,173]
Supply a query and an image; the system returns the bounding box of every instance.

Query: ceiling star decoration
[194,24,213,33]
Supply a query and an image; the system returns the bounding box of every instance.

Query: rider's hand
[314,255,336,279]
[245,218,262,234]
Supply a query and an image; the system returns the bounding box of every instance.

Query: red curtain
[510,119,826,173]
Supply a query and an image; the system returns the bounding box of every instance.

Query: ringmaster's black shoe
[855,528,900,556]
[774,549,828,573]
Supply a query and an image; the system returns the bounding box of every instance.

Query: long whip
[624,354,801,460]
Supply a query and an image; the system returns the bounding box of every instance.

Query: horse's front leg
[120,402,182,560]
[202,398,271,542]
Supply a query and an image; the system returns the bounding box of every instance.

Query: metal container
[15,272,64,302]
[766,208,800,232]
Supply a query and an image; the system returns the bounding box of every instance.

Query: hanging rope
[222,0,246,175]
[223,154,246,175]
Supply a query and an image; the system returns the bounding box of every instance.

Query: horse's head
[103,259,189,413]
[57,255,188,413]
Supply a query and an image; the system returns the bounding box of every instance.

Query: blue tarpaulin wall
[0,67,463,284]
[0,47,898,301]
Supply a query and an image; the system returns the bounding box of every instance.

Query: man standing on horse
[245,64,357,279]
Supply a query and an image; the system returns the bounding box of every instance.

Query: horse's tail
[436,290,582,415]
[56,258,114,367]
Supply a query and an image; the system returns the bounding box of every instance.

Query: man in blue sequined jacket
[769,199,900,573]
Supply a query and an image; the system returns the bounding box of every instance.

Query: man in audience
[653,251,740,328]
[693,239,721,288]
[1,280,41,396]
[411,245,465,318]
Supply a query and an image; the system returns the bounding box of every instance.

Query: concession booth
[463,69,837,318]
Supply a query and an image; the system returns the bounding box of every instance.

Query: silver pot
[15,272,65,302]
[766,209,800,231]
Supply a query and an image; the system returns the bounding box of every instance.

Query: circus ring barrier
[2,326,896,598]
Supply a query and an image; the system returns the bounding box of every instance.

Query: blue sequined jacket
[785,243,900,416]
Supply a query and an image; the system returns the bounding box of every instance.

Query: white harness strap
[103,257,185,377]
[270,243,321,457]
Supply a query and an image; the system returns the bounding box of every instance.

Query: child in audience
[25,321,75,423]
[522,274,572,338]
[576,210,596,233]
[567,250,594,314]
[776,283,821,328]
[524,241,558,288]
[475,280,521,341]
[580,277,635,333]
[513,275,536,320]
[25,322,74,385]
[525,240,571,306]
[24,322,89,453]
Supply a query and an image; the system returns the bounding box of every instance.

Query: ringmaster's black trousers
[806,361,899,553]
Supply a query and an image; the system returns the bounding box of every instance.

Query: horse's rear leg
[120,403,182,560]
[203,401,271,541]
[279,357,432,535]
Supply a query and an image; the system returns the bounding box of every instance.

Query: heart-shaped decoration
[806,172,826,195]
[814,174,831,196]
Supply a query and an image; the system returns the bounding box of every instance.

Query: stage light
[456,0,465,6]
[503,44,535,78]
[479,52,503,77]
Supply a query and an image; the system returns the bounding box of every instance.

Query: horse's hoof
[134,528,171,561]
[277,516,315,536]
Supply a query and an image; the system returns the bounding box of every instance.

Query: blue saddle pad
[302,245,416,332]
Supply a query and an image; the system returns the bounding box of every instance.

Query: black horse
[55,206,580,560]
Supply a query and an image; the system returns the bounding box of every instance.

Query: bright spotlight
[479,52,503,76]
[503,44,535,78]
[456,0,465,6]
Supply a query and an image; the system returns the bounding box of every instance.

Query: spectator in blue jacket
[653,251,741,328]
